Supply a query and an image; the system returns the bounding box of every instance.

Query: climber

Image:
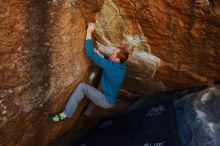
[48,23,129,122]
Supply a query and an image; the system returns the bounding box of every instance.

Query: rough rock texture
[174,85,220,146]
[90,0,220,93]
[0,0,90,145]
[0,0,220,146]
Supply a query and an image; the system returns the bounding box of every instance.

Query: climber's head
[109,47,129,63]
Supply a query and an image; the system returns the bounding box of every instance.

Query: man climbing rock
[48,23,129,122]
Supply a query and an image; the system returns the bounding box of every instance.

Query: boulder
[0,0,220,145]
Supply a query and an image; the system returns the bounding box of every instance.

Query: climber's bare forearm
[86,31,92,40]
[86,23,95,40]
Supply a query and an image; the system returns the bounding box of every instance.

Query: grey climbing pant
[63,83,114,117]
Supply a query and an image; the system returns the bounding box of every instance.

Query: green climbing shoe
[48,113,67,122]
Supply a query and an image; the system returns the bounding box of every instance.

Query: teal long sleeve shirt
[85,40,126,104]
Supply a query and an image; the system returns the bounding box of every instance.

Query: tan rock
[0,0,220,145]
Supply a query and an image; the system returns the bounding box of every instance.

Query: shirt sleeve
[85,39,112,70]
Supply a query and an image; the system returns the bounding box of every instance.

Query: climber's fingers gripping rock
[87,23,96,34]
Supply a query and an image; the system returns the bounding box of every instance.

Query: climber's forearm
[85,23,97,59]
[86,31,92,40]
[84,23,111,70]
[86,23,95,40]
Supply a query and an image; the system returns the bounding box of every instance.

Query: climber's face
[109,48,120,63]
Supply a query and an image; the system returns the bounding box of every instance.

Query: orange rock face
[92,0,220,93]
[0,0,90,145]
[0,0,220,146]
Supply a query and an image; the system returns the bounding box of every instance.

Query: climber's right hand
[87,23,96,34]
